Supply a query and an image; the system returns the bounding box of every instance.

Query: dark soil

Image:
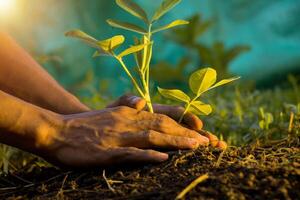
[0,137,299,200]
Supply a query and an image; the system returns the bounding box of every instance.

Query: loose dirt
[0,137,299,200]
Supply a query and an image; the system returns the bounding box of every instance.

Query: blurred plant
[196,42,250,77]
[65,0,189,113]
[158,67,239,122]
[152,14,250,83]
[168,14,212,47]
[0,145,16,173]
[258,107,274,130]
[151,57,189,84]
[287,74,299,103]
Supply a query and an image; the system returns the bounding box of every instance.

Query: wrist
[33,110,65,155]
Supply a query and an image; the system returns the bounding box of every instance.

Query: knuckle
[115,106,132,113]
[171,137,180,147]
[156,114,172,124]
[145,130,156,142]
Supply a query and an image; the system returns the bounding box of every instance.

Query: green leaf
[152,19,189,33]
[65,30,125,56]
[97,35,125,51]
[189,101,212,115]
[117,43,149,58]
[116,0,148,24]
[259,120,265,129]
[208,77,240,90]
[107,19,147,34]
[65,29,99,49]
[92,51,111,58]
[152,0,181,22]
[189,67,216,95]
[158,87,190,103]
[65,30,111,55]
[265,113,274,124]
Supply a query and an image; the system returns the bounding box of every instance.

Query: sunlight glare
[0,0,16,16]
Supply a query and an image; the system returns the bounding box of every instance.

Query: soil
[0,137,299,200]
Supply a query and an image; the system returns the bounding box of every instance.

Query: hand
[41,106,209,168]
[108,94,227,150]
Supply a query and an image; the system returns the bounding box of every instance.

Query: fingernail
[157,153,169,161]
[130,96,140,104]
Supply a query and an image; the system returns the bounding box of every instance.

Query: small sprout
[66,0,189,113]
[158,67,240,122]
[65,1,239,127]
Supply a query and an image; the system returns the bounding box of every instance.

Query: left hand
[107,94,227,150]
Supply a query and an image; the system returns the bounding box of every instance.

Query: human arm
[0,90,209,168]
[0,32,89,114]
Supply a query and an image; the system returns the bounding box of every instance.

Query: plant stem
[139,25,154,113]
[179,102,191,123]
[115,56,145,98]
[178,96,199,123]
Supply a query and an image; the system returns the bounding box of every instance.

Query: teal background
[1,0,300,96]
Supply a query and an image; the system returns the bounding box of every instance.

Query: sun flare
[0,0,16,16]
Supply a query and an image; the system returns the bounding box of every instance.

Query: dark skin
[0,32,225,168]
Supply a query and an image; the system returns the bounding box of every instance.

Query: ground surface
[0,136,299,200]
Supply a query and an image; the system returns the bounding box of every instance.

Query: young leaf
[189,101,212,115]
[117,43,149,58]
[158,87,190,103]
[189,67,216,95]
[116,0,148,24]
[65,30,98,48]
[152,0,181,22]
[97,35,125,52]
[65,30,110,55]
[107,19,147,34]
[208,77,240,90]
[152,19,189,33]
[109,35,125,50]
[92,51,111,57]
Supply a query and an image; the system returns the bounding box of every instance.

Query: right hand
[40,106,209,168]
[107,95,227,150]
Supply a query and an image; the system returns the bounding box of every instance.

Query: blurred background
[1,0,300,98]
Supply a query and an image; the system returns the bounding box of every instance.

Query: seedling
[65,0,189,113]
[65,0,239,121]
[158,68,240,122]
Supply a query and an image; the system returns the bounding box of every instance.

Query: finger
[106,94,146,111]
[119,130,200,149]
[142,112,209,146]
[103,147,168,164]
[199,130,219,147]
[152,104,203,130]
